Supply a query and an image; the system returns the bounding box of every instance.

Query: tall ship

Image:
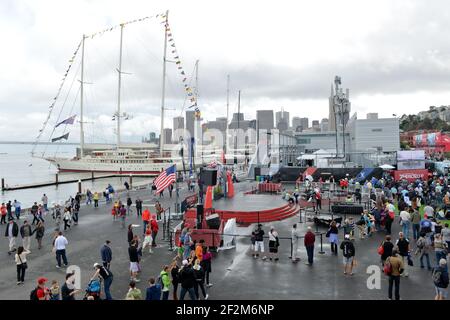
[34,12,222,175]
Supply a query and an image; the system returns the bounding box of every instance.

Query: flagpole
[80,34,85,157]
[160,10,169,156]
[116,24,124,149]
[225,74,230,160]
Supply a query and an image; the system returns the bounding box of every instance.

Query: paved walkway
[0,180,443,300]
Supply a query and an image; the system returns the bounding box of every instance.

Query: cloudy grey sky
[1,0,450,144]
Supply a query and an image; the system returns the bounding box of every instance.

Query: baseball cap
[37,277,48,285]
[93,263,101,268]
[182,259,188,266]
[344,234,350,239]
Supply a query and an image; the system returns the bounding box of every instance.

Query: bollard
[299,207,303,223]
[91,171,94,180]
[169,232,173,251]
[1,178,4,191]
[55,174,59,185]
[319,234,325,254]
[129,174,133,188]
[77,180,82,194]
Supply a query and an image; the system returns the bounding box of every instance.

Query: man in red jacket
[142,208,151,235]
[304,227,316,265]
[150,216,159,247]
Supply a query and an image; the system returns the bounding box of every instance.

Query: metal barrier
[169,229,328,257]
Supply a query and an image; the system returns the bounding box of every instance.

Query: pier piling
[78,180,82,194]
[1,178,4,191]
[55,174,59,185]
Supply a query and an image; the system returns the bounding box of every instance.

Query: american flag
[154,165,176,194]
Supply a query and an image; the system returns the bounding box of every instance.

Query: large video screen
[397,150,425,170]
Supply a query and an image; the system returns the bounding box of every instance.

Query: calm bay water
[0,144,152,208]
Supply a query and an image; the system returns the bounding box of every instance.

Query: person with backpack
[399,209,411,240]
[379,235,394,266]
[385,249,404,300]
[145,277,162,300]
[179,259,196,300]
[416,232,432,270]
[433,259,449,300]
[434,233,448,266]
[20,220,32,251]
[160,265,171,300]
[410,208,421,240]
[15,246,30,285]
[340,234,356,275]
[92,263,114,300]
[193,259,208,300]
[385,205,395,235]
[31,221,45,250]
[395,232,410,277]
[30,277,50,301]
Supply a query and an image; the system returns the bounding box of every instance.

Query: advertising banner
[393,169,429,182]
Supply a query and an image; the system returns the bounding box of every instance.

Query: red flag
[227,171,234,198]
[204,186,213,209]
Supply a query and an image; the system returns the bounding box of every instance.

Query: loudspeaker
[201,169,217,186]
[206,213,221,229]
[196,204,204,229]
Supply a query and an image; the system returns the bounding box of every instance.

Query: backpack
[433,268,443,286]
[417,237,425,249]
[343,241,354,258]
[30,287,39,301]
[383,260,392,276]
[388,211,395,220]
[156,275,163,288]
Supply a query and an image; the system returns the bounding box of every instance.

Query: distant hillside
[400,105,450,131]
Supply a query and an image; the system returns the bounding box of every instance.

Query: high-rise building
[256,110,274,130]
[173,116,184,142]
[163,128,172,144]
[276,110,290,132]
[312,120,320,132]
[185,110,195,140]
[320,118,329,132]
[300,118,309,131]
[292,117,302,131]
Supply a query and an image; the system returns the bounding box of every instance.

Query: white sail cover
[219,218,237,250]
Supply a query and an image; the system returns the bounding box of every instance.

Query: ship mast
[225,74,230,157]
[116,23,125,149]
[79,34,86,157]
[160,10,169,156]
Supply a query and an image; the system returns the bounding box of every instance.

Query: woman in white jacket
[63,209,72,231]
[15,246,30,285]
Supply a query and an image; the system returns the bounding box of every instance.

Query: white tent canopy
[297,149,335,161]
[379,164,395,170]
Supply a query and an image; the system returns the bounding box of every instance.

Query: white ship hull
[46,154,221,175]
